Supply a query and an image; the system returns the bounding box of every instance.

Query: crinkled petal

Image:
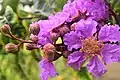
[63,1,78,20]
[75,0,108,21]
[98,24,120,42]
[87,56,107,76]
[75,18,97,38]
[63,0,108,21]
[38,13,68,36]
[101,44,120,64]
[63,31,82,51]
[49,11,70,23]
[39,59,57,80]
[37,32,52,46]
[37,20,59,36]
[68,51,86,70]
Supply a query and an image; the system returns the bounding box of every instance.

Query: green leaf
[4,6,19,24]
[110,0,120,15]
[113,0,120,14]
[17,50,39,80]
[0,50,39,80]
[77,67,92,80]
[54,0,67,11]
[3,0,20,12]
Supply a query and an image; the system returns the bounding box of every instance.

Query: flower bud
[70,23,76,31]
[5,43,18,53]
[29,22,40,35]
[50,32,60,42]
[30,34,38,42]
[43,43,56,61]
[1,24,11,34]
[59,25,69,36]
[26,43,38,50]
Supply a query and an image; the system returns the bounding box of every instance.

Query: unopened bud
[59,25,69,36]
[5,43,18,53]
[26,43,38,50]
[70,23,76,31]
[1,24,11,34]
[50,32,60,42]
[30,34,38,42]
[43,43,56,61]
[29,22,40,35]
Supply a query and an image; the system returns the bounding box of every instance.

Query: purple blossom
[37,32,52,47]
[98,24,120,42]
[48,11,70,23]
[63,0,108,21]
[39,59,58,80]
[64,19,120,76]
[35,11,70,47]
[63,1,78,22]
[68,51,86,70]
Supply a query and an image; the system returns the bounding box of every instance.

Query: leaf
[110,0,120,15]
[113,0,120,15]
[4,6,19,24]
[54,0,67,11]
[3,0,19,12]
[77,67,92,80]
[17,50,39,80]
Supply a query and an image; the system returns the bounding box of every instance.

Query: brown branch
[9,32,34,43]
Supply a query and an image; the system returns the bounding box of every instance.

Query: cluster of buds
[0,24,36,53]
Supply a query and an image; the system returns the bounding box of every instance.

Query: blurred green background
[0,0,120,80]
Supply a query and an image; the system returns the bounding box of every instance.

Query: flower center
[80,37,104,55]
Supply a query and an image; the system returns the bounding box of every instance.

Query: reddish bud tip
[50,32,60,42]
[1,24,11,34]
[26,43,38,50]
[43,43,56,61]
[70,23,76,31]
[30,34,38,42]
[29,22,40,35]
[5,43,18,53]
[59,25,69,36]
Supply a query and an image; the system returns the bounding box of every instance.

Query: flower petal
[39,59,57,80]
[75,18,97,38]
[63,31,82,51]
[68,51,86,70]
[49,11,70,23]
[37,32,52,46]
[63,1,78,20]
[87,56,107,76]
[101,44,120,64]
[98,24,120,42]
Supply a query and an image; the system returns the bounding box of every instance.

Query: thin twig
[9,32,34,43]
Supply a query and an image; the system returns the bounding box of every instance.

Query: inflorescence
[1,0,120,80]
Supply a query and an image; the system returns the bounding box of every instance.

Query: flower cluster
[29,0,120,80]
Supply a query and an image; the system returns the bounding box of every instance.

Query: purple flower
[98,24,120,42]
[63,1,78,22]
[63,0,108,21]
[37,32,52,47]
[48,11,70,23]
[36,11,70,47]
[64,19,120,76]
[39,59,58,80]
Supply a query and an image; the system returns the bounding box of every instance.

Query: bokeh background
[0,0,120,80]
